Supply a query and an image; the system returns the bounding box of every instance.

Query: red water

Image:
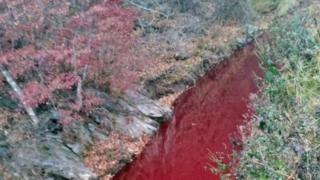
[114,44,263,180]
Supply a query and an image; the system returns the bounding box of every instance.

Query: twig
[251,159,290,178]
[76,65,88,111]
[126,0,169,18]
[287,157,300,180]
[0,65,39,125]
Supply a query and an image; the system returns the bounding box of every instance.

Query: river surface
[114,44,263,180]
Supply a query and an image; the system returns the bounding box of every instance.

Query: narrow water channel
[114,44,263,180]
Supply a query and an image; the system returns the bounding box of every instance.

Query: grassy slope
[238,4,320,179]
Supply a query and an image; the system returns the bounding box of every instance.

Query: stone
[115,115,158,138]
[66,143,83,156]
[245,24,260,38]
[0,133,9,160]
[126,91,172,120]
[62,121,93,156]
[315,106,320,117]
[137,104,165,119]
[0,95,17,109]
[174,51,192,61]
[5,136,97,179]
[87,123,108,141]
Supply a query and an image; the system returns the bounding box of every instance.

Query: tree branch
[126,0,169,18]
[76,65,88,111]
[0,66,39,125]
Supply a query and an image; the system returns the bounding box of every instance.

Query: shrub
[238,13,320,179]
[0,0,144,125]
[213,0,254,24]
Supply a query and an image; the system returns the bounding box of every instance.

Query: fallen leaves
[84,132,149,179]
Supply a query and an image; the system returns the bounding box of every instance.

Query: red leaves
[49,73,80,92]
[0,0,147,122]
[82,90,104,113]
[2,46,37,79]
[76,48,93,69]
[58,109,84,125]
[84,132,149,178]
[22,82,50,108]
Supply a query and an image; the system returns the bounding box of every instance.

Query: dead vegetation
[84,133,149,179]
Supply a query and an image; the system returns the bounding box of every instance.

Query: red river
[114,44,263,180]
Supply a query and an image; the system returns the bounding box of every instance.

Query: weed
[239,12,320,179]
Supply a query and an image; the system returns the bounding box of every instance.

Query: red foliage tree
[0,0,144,125]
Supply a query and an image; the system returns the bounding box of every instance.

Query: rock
[66,143,83,156]
[229,25,261,52]
[0,133,10,159]
[5,136,97,179]
[46,118,63,135]
[315,106,320,117]
[0,95,17,109]
[174,51,192,61]
[62,121,93,156]
[137,104,164,118]
[82,89,168,137]
[0,145,9,159]
[0,132,6,142]
[87,123,108,140]
[144,65,188,98]
[126,91,172,120]
[201,58,211,72]
[115,115,158,138]
[231,37,247,51]
[181,74,196,86]
[245,24,260,38]
[236,37,248,46]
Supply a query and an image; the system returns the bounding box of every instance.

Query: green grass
[210,7,320,179]
[238,11,320,179]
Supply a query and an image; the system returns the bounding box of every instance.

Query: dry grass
[84,133,149,179]
[158,91,183,107]
[0,165,12,180]
[0,109,10,130]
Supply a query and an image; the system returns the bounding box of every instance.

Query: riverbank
[114,41,263,180]
[84,1,266,178]
[0,0,315,179]
[83,0,310,179]
[237,3,320,179]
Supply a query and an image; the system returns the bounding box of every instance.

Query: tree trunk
[76,65,88,111]
[0,66,39,125]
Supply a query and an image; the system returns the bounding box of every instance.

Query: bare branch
[0,65,39,125]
